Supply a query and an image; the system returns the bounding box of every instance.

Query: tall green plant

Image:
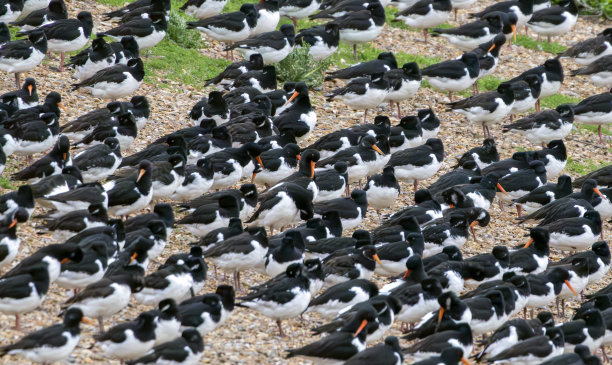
[276,45,332,88]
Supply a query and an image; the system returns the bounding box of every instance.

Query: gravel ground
[0,0,610,364]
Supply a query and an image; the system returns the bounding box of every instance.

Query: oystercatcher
[384,62,421,118]
[325,51,397,81]
[0,264,49,330]
[328,1,385,60]
[393,0,451,43]
[99,12,167,50]
[11,134,71,183]
[432,13,504,51]
[572,89,612,144]
[502,103,574,146]
[454,138,499,170]
[420,52,479,101]
[227,24,294,64]
[513,174,572,216]
[508,227,550,275]
[181,0,227,19]
[10,0,66,31]
[313,189,367,230]
[496,160,547,208]
[67,37,115,81]
[507,58,563,111]
[403,322,473,360]
[307,278,378,318]
[386,138,444,191]
[344,336,403,365]
[558,28,612,65]
[295,23,340,61]
[125,328,203,365]
[71,58,145,100]
[325,72,389,122]
[470,0,534,30]
[187,4,258,59]
[0,77,37,110]
[0,30,46,88]
[527,0,578,43]
[486,327,565,363]
[279,0,319,28]
[94,312,157,362]
[103,160,152,218]
[273,82,317,142]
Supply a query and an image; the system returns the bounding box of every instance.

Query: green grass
[540,94,580,109]
[514,34,567,54]
[145,39,230,87]
[566,157,610,175]
[0,177,13,189]
[577,123,612,137]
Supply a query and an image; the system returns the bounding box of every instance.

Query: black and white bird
[432,13,504,51]
[384,62,422,118]
[527,0,578,43]
[227,24,294,64]
[103,160,152,218]
[0,0,24,23]
[314,189,367,230]
[247,183,313,233]
[17,11,93,72]
[67,37,116,81]
[239,263,311,337]
[279,0,319,28]
[496,160,547,207]
[572,54,612,91]
[558,27,612,65]
[325,51,397,82]
[386,138,444,191]
[71,58,145,100]
[502,103,574,145]
[486,327,565,363]
[0,307,89,364]
[10,0,67,31]
[94,312,157,362]
[0,76,38,110]
[181,0,227,20]
[73,137,122,183]
[188,91,229,125]
[307,278,378,319]
[447,82,515,138]
[572,89,612,144]
[508,227,550,275]
[125,328,204,365]
[0,30,46,88]
[454,138,499,170]
[98,12,167,50]
[186,4,258,58]
[364,166,400,215]
[204,53,264,87]
[513,174,573,216]
[328,1,386,60]
[393,0,452,43]
[295,23,340,61]
[507,58,564,111]
[11,134,71,183]
[470,0,534,30]
[420,52,479,101]
[176,194,240,237]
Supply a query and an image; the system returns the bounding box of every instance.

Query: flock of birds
[0,0,608,364]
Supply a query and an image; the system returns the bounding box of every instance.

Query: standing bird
[527,0,578,43]
[181,0,227,20]
[16,11,93,72]
[386,138,444,191]
[557,28,612,65]
[572,89,612,144]
[0,30,46,88]
[10,0,67,31]
[0,308,90,364]
[420,52,479,102]
[325,73,389,122]
[97,12,168,51]
[383,62,422,118]
[71,58,145,101]
[393,0,452,43]
[507,58,564,112]
[226,24,294,64]
[328,1,386,60]
[571,55,612,90]
[67,37,116,81]
[343,336,403,365]
[502,104,574,146]
[125,328,204,365]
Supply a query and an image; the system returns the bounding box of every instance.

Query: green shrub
[167,10,204,49]
[276,44,332,88]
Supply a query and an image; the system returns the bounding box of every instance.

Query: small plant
[167,10,204,49]
[276,44,333,88]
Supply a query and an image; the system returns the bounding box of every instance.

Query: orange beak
[60,257,70,264]
[58,102,67,111]
[8,218,17,229]
[449,204,455,208]
[284,91,299,106]
[353,319,368,337]
[470,220,478,228]
[437,307,444,324]
[371,145,383,155]
[296,154,301,161]
[497,183,508,195]
[81,317,95,325]
[565,280,577,295]
[594,188,605,199]
[511,24,516,42]
[310,161,315,179]
[251,171,257,183]
[461,358,471,365]
[256,156,264,168]
[130,252,138,263]
[403,269,411,278]
[62,152,67,160]
[488,43,495,52]
[524,238,533,248]
[372,253,382,265]
[27,84,33,96]
[137,168,146,182]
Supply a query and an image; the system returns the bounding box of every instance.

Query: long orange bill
[284,91,299,106]
[524,238,533,248]
[130,252,138,263]
[251,172,257,183]
[27,84,33,96]
[565,280,577,296]
[296,155,301,161]
[58,103,67,111]
[62,152,67,160]
[372,145,383,155]
[256,156,264,168]
[437,308,445,324]
[137,168,146,182]
[60,257,70,264]
[461,358,471,365]
[470,221,478,228]
[594,188,606,199]
[511,24,517,42]
[354,319,368,337]
[449,204,455,208]
[81,317,95,325]
[497,183,508,195]
[403,269,411,278]
[488,43,495,52]
[372,253,382,265]
[310,161,315,179]
[9,218,17,229]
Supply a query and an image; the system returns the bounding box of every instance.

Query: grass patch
[540,94,580,109]
[145,39,230,87]
[514,35,567,54]
[566,157,610,175]
[96,0,136,6]
[167,9,204,49]
[276,44,332,87]
[577,123,612,137]
[0,177,13,189]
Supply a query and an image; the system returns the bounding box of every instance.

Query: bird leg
[60,52,65,72]
[535,99,540,112]
[397,102,402,119]
[448,92,453,102]
[473,82,479,95]
[601,346,610,363]
[470,225,477,242]
[598,125,604,144]
[547,35,551,44]
[482,123,487,138]
[423,28,428,43]
[516,204,522,218]
[353,44,358,61]
[292,17,298,29]
[498,199,504,211]
[14,73,20,89]
[523,307,527,319]
[98,316,104,332]
[413,180,418,191]
[234,271,244,293]
[13,314,21,331]
[454,8,458,21]
[363,109,368,123]
[276,319,286,337]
